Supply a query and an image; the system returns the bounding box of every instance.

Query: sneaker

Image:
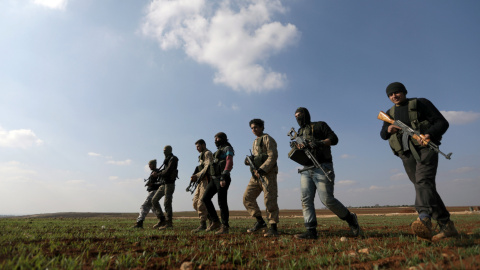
[215,225,229,235]
[294,229,317,240]
[132,220,143,229]
[411,217,433,240]
[205,221,221,232]
[153,219,166,229]
[263,227,279,237]
[348,212,361,237]
[247,221,267,233]
[432,220,459,241]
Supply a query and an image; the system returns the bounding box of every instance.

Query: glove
[308,140,324,149]
[220,170,230,181]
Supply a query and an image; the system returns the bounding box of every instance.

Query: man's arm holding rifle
[245,151,268,189]
[377,111,452,159]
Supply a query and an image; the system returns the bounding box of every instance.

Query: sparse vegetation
[0,210,479,269]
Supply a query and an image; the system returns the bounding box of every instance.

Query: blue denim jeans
[300,164,349,229]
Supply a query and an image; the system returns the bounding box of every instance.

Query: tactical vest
[197,151,206,171]
[387,98,433,155]
[298,123,332,161]
[252,135,269,168]
[210,146,230,177]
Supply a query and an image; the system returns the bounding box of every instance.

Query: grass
[0,213,479,269]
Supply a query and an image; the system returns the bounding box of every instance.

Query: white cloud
[340,154,355,159]
[88,152,102,157]
[441,111,480,125]
[142,0,299,92]
[390,173,408,181]
[337,180,356,186]
[33,0,67,10]
[107,159,132,166]
[451,167,475,174]
[0,161,37,182]
[0,126,43,149]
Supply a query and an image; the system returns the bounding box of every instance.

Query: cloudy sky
[1,0,479,215]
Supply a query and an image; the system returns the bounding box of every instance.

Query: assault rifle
[245,150,268,189]
[144,164,166,187]
[287,128,333,182]
[186,167,207,194]
[377,111,452,160]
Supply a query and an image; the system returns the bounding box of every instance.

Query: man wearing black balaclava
[151,145,179,230]
[380,82,458,241]
[202,132,234,235]
[292,107,360,240]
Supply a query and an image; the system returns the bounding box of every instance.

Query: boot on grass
[191,221,207,233]
[153,217,166,229]
[215,224,229,235]
[132,220,143,229]
[264,224,279,237]
[432,220,459,241]
[205,221,221,232]
[295,228,317,240]
[411,216,433,240]
[158,219,173,230]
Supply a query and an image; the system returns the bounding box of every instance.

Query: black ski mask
[295,107,311,128]
[214,132,227,148]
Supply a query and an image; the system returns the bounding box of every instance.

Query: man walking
[202,132,234,235]
[132,159,163,228]
[380,82,458,241]
[152,145,178,230]
[190,139,213,233]
[243,119,280,237]
[291,107,360,240]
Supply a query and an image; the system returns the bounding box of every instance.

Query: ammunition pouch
[288,147,311,166]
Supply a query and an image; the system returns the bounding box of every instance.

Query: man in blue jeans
[292,107,360,239]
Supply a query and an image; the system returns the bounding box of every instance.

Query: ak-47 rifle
[245,150,268,189]
[144,164,166,187]
[287,127,333,182]
[186,166,207,194]
[377,111,452,160]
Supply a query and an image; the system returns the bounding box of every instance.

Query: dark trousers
[399,147,450,222]
[202,175,231,227]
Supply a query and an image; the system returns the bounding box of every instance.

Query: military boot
[295,228,318,240]
[158,219,173,230]
[132,220,143,229]
[153,216,166,229]
[191,220,207,233]
[346,212,361,237]
[205,220,221,232]
[264,224,279,237]
[215,224,229,235]
[247,221,267,233]
[411,216,433,240]
[432,220,459,241]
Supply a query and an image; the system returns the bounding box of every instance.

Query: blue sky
[1,0,479,215]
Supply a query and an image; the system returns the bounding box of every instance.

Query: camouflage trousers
[192,179,209,222]
[136,190,163,222]
[243,172,279,224]
[152,183,175,220]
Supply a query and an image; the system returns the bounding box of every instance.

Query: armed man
[202,132,234,235]
[380,82,458,241]
[290,107,360,240]
[132,159,164,228]
[151,145,179,230]
[189,139,213,233]
[243,118,280,237]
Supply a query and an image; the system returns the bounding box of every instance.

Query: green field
[1,213,479,269]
